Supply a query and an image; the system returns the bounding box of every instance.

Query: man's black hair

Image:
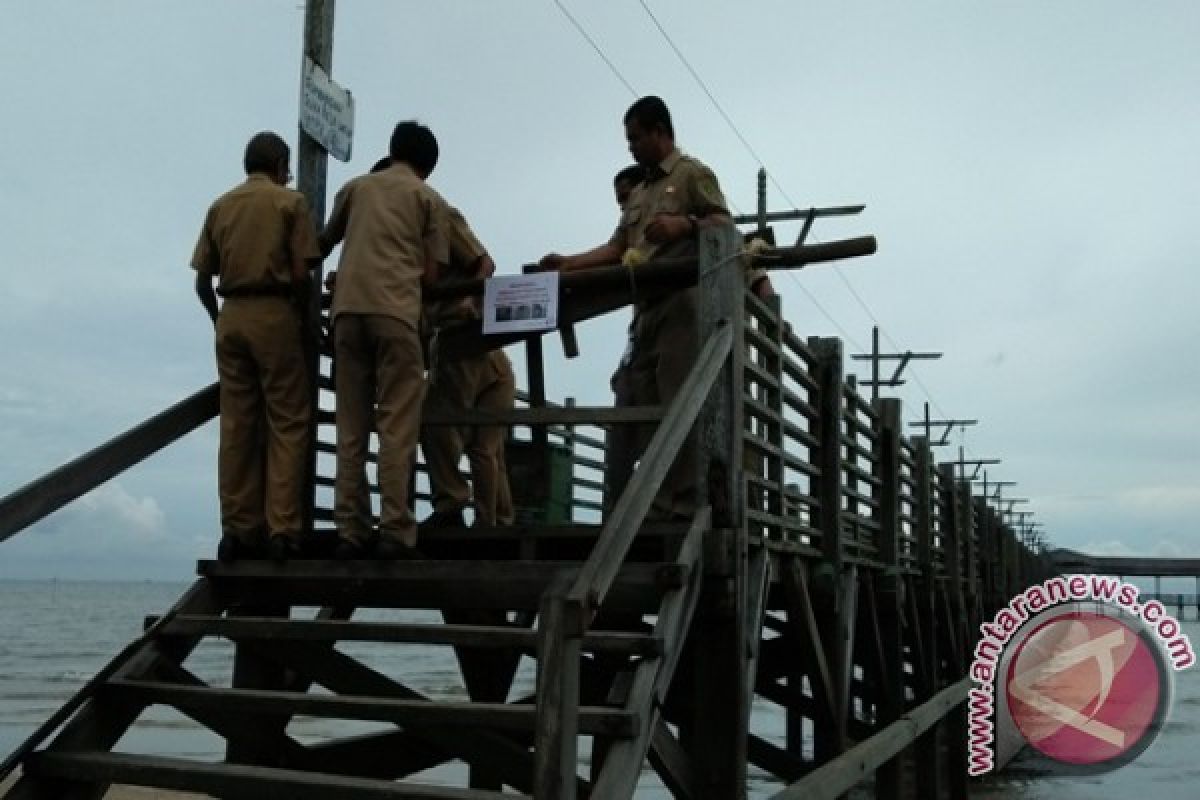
[613,164,645,187]
[243,131,289,176]
[624,96,674,140]
[389,121,438,177]
[370,156,392,174]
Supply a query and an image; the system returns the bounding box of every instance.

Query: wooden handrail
[0,383,219,543]
[566,323,734,618]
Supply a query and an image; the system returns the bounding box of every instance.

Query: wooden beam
[533,575,582,800]
[160,615,660,655]
[767,680,970,800]
[27,752,524,800]
[648,720,695,800]
[198,559,671,613]
[105,679,634,737]
[590,510,707,798]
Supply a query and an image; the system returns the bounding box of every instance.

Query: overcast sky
[1,1,1197,580]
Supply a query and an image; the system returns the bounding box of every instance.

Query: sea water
[3,580,1197,798]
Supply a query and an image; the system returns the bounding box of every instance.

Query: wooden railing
[0,383,219,544]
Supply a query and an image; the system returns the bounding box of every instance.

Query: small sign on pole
[482,272,559,335]
[300,56,354,162]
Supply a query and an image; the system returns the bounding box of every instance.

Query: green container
[506,438,574,524]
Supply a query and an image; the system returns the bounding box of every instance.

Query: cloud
[77,483,167,541]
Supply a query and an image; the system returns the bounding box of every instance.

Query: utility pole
[909,401,976,447]
[731,167,865,245]
[299,0,336,533]
[851,326,941,401]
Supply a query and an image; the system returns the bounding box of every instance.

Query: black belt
[218,286,293,298]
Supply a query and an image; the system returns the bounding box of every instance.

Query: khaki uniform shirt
[608,148,728,262]
[426,204,487,325]
[327,163,449,324]
[608,149,768,300]
[190,174,319,292]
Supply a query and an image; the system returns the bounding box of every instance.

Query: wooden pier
[0,227,1050,798]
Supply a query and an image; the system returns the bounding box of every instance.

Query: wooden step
[157,615,663,656]
[104,679,638,738]
[25,751,526,799]
[197,559,685,612]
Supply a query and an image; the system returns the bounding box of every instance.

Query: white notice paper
[482,272,559,335]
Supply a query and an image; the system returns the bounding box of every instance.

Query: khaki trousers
[422,350,516,526]
[603,357,639,514]
[334,314,425,546]
[215,297,310,543]
[627,288,700,518]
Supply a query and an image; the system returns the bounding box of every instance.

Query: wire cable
[551,0,638,97]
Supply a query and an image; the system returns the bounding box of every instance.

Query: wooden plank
[27,752,525,800]
[105,680,635,737]
[330,404,664,428]
[161,616,661,655]
[198,559,671,612]
[767,680,970,800]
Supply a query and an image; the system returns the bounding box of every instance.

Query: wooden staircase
[4,522,701,799]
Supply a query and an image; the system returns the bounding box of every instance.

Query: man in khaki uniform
[599,163,777,514]
[319,121,447,559]
[192,131,320,562]
[542,96,750,519]
[421,205,516,528]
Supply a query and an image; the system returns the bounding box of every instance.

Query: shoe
[217,534,240,563]
[376,539,420,560]
[268,536,300,563]
[421,509,465,529]
[334,539,370,561]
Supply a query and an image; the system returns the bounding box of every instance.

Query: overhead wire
[550,0,639,98]
[633,0,960,420]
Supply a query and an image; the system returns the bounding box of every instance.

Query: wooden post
[534,576,581,800]
[684,223,749,798]
[809,336,847,763]
[936,462,967,671]
[766,294,786,541]
[526,336,550,516]
[872,398,904,800]
[912,437,943,800]
[299,0,335,534]
[952,468,979,635]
